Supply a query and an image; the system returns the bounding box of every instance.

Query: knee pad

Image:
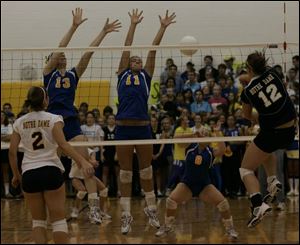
[139,166,153,180]
[88,192,98,200]
[239,167,254,180]
[76,191,87,200]
[32,219,47,229]
[217,198,230,212]
[120,170,133,184]
[99,187,108,197]
[52,219,68,233]
[166,197,178,210]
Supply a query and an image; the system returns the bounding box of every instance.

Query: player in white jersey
[9,87,95,244]
[68,111,110,223]
[69,149,111,222]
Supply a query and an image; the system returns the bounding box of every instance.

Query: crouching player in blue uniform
[155,128,238,240]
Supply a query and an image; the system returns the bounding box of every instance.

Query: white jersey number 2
[32,132,45,150]
[258,84,282,107]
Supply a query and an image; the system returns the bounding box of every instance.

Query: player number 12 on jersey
[258,84,282,107]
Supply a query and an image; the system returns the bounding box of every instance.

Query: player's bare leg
[136,144,160,228]
[116,145,134,234]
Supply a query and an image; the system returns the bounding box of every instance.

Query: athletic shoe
[155,224,174,237]
[157,190,164,197]
[226,228,239,241]
[88,206,102,224]
[100,210,112,220]
[263,179,282,204]
[144,207,160,228]
[247,202,272,228]
[70,207,79,219]
[121,213,133,234]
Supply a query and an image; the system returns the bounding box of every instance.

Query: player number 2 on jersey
[258,84,282,107]
[32,132,45,150]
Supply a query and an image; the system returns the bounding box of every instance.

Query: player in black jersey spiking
[239,51,297,228]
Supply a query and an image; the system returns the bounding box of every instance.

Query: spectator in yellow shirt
[165,115,198,196]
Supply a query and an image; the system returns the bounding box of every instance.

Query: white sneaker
[71,207,79,219]
[88,207,102,224]
[226,228,239,241]
[263,179,282,204]
[287,190,294,196]
[247,202,272,228]
[157,190,163,197]
[294,189,299,196]
[144,207,160,228]
[155,224,173,237]
[100,210,112,220]
[121,213,133,235]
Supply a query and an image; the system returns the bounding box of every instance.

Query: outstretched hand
[102,18,122,34]
[159,10,176,28]
[72,7,88,27]
[128,8,144,25]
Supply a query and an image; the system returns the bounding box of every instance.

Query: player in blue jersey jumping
[115,9,176,234]
[43,8,121,224]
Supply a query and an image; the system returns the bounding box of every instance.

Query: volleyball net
[1,43,298,150]
[1,42,298,114]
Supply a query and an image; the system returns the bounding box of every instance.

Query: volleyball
[180,35,198,56]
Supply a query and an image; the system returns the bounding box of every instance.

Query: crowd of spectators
[1,55,299,209]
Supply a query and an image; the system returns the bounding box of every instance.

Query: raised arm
[144,10,176,77]
[43,8,87,75]
[117,9,144,75]
[76,18,121,78]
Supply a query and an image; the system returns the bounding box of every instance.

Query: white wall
[1,1,299,48]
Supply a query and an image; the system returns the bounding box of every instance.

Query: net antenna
[283,1,287,82]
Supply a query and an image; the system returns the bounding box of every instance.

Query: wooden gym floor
[1,196,299,244]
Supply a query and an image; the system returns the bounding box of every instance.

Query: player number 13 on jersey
[55,77,71,89]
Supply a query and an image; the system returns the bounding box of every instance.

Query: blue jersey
[44,67,79,118]
[116,68,151,120]
[223,127,240,151]
[183,144,214,184]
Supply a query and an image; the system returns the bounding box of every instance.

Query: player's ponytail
[25,86,47,111]
[246,51,269,75]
